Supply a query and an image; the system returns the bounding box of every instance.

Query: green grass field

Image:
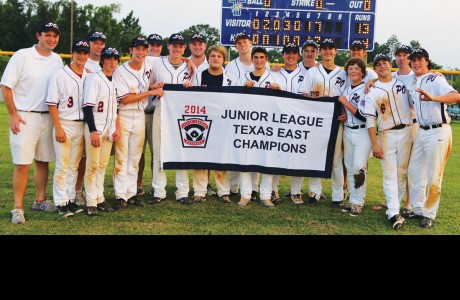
[0,102,459,235]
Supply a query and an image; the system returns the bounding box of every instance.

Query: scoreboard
[220,0,377,51]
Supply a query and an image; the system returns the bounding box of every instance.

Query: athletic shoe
[115,199,128,211]
[390,214,405,229]
[291,194,304,205]
[401,211,424,220]
[261,199,275,208]
[136,186,145,196]
[68,201,84,214]
[97,201,115,213]
[193,196,206,203]
[219,195,233,204]
[237,197,250,207]
[31,200,57,212]
[349,204,362,217]
[271,191,281,205]
[308,192,319,204]
[127,197,146,207]
[57,204,74,218]
[207,184,217,196]
[331,201,343,208]
[11,208,25,224]
[147,197,165,205]
[251,191,258,202]
[420,217,434,228]
[75,190,86,206]
[87,206,99,217]
[177,197,193,205]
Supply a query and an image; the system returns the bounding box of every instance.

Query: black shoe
[87,206,100,217]
[147,197,165,205]
[97,201,115,213]
[283,192,291,198]
[401,211,424,220]
[177,197,193,205]
[149,188,155,196]
[57,204,74,218]
[251,191,258,202]
[331,201,343,207]
[136,186,145,196]
[308,192,319,204]
[390,214,406,229]
[420,217,434,228]
[115,198,128,211]
[68,201,84,214]
[271,191,281,205]
[230,191,239,196]
[127,196,146,207]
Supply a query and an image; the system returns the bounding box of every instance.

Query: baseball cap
[234,32,250,44]
[37,21,60,35]
[350,40,365,50]
[190,33,207,43]
[169,33,186,45]
[409,48,429,60]
[320,38,335,49]
[395,45,412,55]
[130,37,148,48]
[87,30,107,42]
[251,46,268,57]
[72,40,90,53]
[282,42,300,54]
[147,34,162,45]
[100,47,120,59]
[373,53,391,66]
[301,39,318,50]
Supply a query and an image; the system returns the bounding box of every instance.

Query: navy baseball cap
[72,40,90,53]
[320,38,335,49]
[350,40,365,50]
[37,21,60,35]
[100,47,120,59]
[234,32,250,44]
[251,46,268,57]
[409,48,429,60]
[169,33,186,45]
[373,53,391,66]
[301,39,318,50]
[282,42,300,54]
[190,33,207,43]
[395,45,412,55]
[147,34,162,45]
[130,37,148,48]
[87,30,107,42]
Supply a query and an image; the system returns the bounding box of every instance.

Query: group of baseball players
[1,20,459,230]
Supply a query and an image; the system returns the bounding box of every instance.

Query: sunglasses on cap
[102,48,119,56]
[89,32,107,40]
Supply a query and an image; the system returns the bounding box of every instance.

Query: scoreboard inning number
[221,0,377,51]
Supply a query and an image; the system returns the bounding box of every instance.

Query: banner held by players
[161,85,341,177]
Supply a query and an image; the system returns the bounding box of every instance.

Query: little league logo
[229,0,246,16]
[178,115,212,148]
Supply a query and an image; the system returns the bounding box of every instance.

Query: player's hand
[151,82,164,89]
[338,95,348,105]
[90,131,101,147]
[338,111,347,122]
[372,143,383,159]
[271,65,282,72]
[365,79,377,94]
[9,113,26,135]
[244,81,255,88]
[151,88,164,97]
[186,61,196,77]
[270,83,281,90]
[416,88,434,101]
[55,127,66,143]
[112,129,120,142]
[183,80,193,88]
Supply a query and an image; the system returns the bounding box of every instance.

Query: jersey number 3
[67,96,74,108]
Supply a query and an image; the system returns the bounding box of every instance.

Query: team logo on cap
[75,41,89,47]
[45,22,59,29]
[229,0,245,16]
[178,115,212,148]
[322,38,334,44]
[171,34,184,40]
[149,34,161,41]
[192,34,204,39]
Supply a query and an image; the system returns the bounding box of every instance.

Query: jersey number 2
[97,101,104,112]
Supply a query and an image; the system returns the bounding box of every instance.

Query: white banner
[161,85,340,177]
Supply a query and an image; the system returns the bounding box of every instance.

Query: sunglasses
[102,48,119,55]
[90,32,107,40]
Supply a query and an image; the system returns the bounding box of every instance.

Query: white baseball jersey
[272,67,305,93]
[83,71,118,137]
[85,58,101,73]
[392,69,414,79]
[299,64,348,97]
[46,65,88,120]
[189,56,209,74]
[1,45,63,111]
[113,56,157,111]
[342,83,366,127]
[298,62,314,73]
[225,57,270,79]
[399,73,456,126]
[360,78,413,131]
[193,68,238,87]
[150,59,194,106]
[237,70,277,88]
[364,67,378,84]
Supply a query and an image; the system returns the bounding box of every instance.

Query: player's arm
[83,105,100,147]
[366,117,382,159]
[1,85,25,134]
[338,95,366,122]
[112,113,121,142]
[417,89,460,104]
[181,57,196,77]
[48,105,66,143]
[364,78,378,94]
[119,89,164,105]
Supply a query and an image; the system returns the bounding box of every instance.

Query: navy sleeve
[354,110,366,122]
[83,106,97,132]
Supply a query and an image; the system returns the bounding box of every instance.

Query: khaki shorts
[10,111,55,164]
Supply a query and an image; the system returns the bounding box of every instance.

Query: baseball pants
[214,170,230,197]
[52,120,85,206]
[331,123,344,202]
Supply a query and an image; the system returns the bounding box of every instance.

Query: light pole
[70,0,74,53]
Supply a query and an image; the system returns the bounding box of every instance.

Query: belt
[391,124,408,130]
[70,119,85,122]
[413,119,417,124]
[144,110,155,115]
[346,124,366,129]
[17,110,49,114]
[420,124,443,130]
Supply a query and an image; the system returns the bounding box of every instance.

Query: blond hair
[206,45,227,61]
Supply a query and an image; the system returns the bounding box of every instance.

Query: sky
[72,0,460,69]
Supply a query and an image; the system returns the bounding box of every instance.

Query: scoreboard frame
[220,0,377,51]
